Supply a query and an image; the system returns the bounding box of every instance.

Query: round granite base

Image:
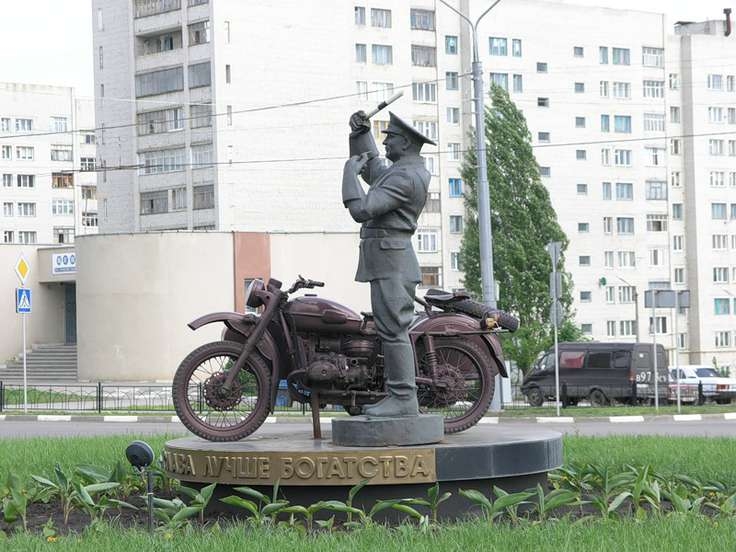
[163,425,563,521]
[332,414,444,446]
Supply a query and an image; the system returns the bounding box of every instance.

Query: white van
[669,365,736,404]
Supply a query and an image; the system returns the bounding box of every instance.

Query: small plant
[2,474,29,532]
[533,484,582,522]
[459,487,533,524]
[175,483,217,525]
[220,484,289,525]
[399,483,452,525]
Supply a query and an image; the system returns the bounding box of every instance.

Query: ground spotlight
[126,440,155,533]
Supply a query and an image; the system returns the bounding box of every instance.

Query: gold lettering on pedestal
[165,447,437,485]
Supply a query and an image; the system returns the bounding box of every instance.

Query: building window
[600,114,610,132]
[193,184,215,210]
[448,143,461,161]
[712,234,728,250]
[537,97,549,107]
[226,105,233,126]
[616,217,634,234]
[620,321,637,337]
[599,46,608,64]
[643,80,664,98]
[512,39,522,57]
[373,44,394,65]
[645,180,667,200]
[539,166,550,177]
[642,46,664,67]
[603,217,613,234]
[601,148,610,165]
[512,74,523,93]
[708,74,723,90]
[579,256,591,266]
[51,117,68,133]
[670,139,681,155]
[17,231,36,244]
[225,64,231,83]
[615,182,633,200]
[709,139,725,156]
[371,8,391,28]
[188,20,210,45]
[604,252,614,268]
[446,107,460,124]
[135,66,184,97]
[490,73,508,91]
[618,286,635,303]
[424,192,440,213]
[412,120,438,141]
[670,106,681,123]
[645,147,663,166]
[15,118,32,132]
[355,43,367,63]
[53,227,75,244]
[606,321,616,337]
[574,82,584,93]
[416,230,438,253]
[410,45,434,67]
[81,186,96,200]
[573,46,584,57]
[612,82,630,99]
[410,9,435,30]
[580,291,592,302]
[538,132,551,143]
[448,178,463,198]
[50,146,72,161]
[224,20,231,43]
[449,215,463,234]
[600,80,609,97]
[188,61,211,88]
[671,172,681,187]
[715,331,732,348]
[135,0,182,18]
[713,267,729,283]
[51,199,73,216]
[16,175,35,188]
[2,173,11,187]
[669,73,679,89]
[80,158,96,171]
[420,266,441,287]
[614,115,631,133]
[190,103,212,128]
[354,6,365,25]
[536,62,548,73]
[2,231,13,243]
[674,268,684,283]
[0,118,9,132]
[446,72,459,90]
[450,252,462,271]
[16,146,35,160]
[412,82,437,103]
[581,324,593,335]
[710,171,725,187]
[614,149,631,167]
[643,113,665,132]
[577,183,587,195]
[445,35,458,55]
[672,203,683,220]
[612,47,630,65]
[575,116,585,128]
[712,203,727,220]
[646,214,668,232]
[140,191,168,215]
[578,222,589,233]
[576,149,587,160]
[489,37,507,56]
[648,316,668,335]
[602,182,612,200]
[171,187,187,211]
[138,147,186,175]
[2,145,11,160]
[3,202,13,216]
[191,143,214,168]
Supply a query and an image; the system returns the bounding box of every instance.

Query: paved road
[1,419,735,439]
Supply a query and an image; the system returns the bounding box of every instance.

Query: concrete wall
[0,245,65,364]
[76,232,234,381]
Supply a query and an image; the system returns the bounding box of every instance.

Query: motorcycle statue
[172,275,519,442]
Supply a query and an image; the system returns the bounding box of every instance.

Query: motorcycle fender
[410,313,508,378]
[188,312,278,365]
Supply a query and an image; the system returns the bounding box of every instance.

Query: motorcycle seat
[424,288,470,304]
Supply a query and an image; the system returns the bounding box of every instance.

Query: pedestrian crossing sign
[16,288,31,314]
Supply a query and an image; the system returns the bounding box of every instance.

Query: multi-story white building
[92,0,736,370]
[0,83,97,245]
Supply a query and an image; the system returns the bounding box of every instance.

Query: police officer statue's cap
[382,111,437,146]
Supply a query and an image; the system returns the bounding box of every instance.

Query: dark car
[521,342,668,407]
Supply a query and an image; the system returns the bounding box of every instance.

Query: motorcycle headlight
[245,279,265,309]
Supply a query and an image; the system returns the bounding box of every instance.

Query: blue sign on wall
[16,288,31,314]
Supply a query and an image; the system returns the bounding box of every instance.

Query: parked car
[669,365,736,404]
[521,342,668,407]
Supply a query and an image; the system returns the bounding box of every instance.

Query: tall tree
[459,84,583,371]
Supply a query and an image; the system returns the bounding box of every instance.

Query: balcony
[135,0,181,19]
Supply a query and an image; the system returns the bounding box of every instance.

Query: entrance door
[64,283,77,344]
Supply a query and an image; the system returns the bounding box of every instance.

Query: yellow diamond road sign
[14,255,30,285]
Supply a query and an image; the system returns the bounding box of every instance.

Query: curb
[1,412,735,424]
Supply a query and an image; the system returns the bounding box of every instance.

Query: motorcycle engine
[304,336,377,388]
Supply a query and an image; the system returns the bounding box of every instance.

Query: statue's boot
[364,342,419,417]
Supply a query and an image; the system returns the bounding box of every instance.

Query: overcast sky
[0,0,728,97]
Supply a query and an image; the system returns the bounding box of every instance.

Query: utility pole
[439,0,502,308]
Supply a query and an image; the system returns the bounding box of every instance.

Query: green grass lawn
[3,517,735,552]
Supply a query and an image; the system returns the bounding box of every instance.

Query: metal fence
[0,380,719,414]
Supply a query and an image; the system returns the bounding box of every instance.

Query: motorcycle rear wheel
[173,341,271,442]
[417,339,494,433]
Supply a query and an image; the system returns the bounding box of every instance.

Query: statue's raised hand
[349,110,370,134]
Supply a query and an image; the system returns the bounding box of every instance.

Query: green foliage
[220,484,290,526]
[459,84,577,369]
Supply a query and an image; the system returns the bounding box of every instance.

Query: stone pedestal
[331,414,443,446]
[163,425,564,521]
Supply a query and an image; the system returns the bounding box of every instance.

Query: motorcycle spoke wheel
[417,339,494,433]
[173,341,270,442]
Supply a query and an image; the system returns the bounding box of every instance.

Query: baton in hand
[365,90,404,118]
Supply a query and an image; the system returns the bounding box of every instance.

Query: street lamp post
[439,0,502,309]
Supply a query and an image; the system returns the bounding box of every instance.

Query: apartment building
[0,83,97,245]
[92,0,735,369]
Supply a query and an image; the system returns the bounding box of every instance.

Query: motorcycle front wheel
[417,338,494,433]
[172,341,271,442]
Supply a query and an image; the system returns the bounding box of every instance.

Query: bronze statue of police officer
[342,110,435,417]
